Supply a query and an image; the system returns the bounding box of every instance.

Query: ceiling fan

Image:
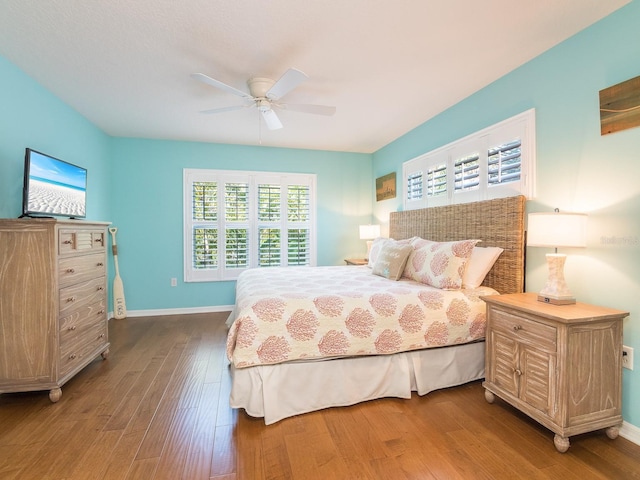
[191,68,336,130]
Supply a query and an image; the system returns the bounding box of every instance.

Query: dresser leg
[101,348,110,360]
[605,425,620,440]
[49,388,62,403]
[553,434,570,453]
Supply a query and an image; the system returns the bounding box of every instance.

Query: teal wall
[373,1,640,427]
[110,138,372,311]
[0,56,111,220]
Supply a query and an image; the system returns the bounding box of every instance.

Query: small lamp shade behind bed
[359,224,381,260]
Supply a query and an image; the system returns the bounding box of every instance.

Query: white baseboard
[620,421,640,446]
[108,305,233,319]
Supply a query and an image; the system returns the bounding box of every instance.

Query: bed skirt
[229,340,485,425]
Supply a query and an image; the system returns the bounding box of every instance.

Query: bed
[226,195,526,424]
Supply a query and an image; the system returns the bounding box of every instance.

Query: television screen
[22,148,87,218]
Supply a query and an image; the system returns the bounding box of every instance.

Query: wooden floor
[1,313,640,479]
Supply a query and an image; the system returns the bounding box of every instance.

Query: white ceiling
[0,0,629,153]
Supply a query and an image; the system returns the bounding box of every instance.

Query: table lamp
[359,224,381,260]
[527,209,587,305]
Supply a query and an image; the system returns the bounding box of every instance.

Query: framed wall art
[376,172,396,201]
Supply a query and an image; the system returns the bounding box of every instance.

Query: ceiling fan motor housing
[248,77,276,99]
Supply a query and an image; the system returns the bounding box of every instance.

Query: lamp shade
[527,212,587,248]
[359,224,381,240]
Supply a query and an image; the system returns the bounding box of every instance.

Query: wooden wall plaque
[599,75,640,135]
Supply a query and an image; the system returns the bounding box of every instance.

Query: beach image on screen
[27,151,86,217]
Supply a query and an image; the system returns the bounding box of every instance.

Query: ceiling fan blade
[266,68,308,100]
[199,104,251,115]
[261,108,283,130]
[191,73,252,99]
[279,103,336,116]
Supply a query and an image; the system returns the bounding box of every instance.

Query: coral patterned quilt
[226,266,498,368]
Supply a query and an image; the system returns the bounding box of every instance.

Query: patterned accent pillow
[403,238,480,289]
[367,237,389,267]
[372,241,414,280]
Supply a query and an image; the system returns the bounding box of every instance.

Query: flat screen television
[21,148,87,219]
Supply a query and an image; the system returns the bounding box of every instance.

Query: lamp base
[537,295,576,305]
[538,253,576,306]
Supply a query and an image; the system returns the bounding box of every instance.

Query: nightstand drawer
[491,309,557,352]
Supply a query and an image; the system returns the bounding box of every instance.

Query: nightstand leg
[484,389,495,404]
[553,434,570,453]
[605,425,620,440]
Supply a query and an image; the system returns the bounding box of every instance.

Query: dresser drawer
[59,277,106,316]
[59,323,108,377]
[491,308,557,353]
[58,253,106,287]
[59,229,106,255]
[59,300,106,346]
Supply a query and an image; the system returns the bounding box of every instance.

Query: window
[403,109,536,209]
[184,169,316,282]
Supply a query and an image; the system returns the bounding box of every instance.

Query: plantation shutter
[454,153,480,192]
[191,181,218,270]
[224,182,249,269]
[258,184,281,266]
[287,185,310,265]
[488,139,521,186]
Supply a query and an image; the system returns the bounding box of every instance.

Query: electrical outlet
[622,345,634,370]
[171,277,177,287]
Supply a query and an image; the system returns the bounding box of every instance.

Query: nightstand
[344,258,368,266]
[482,292,628,452]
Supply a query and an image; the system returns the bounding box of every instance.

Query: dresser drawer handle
[97,286,104,291]
[514,369,522,376]
[66,296,76,303]
[67,325,77,331]
[63,240,72,245]
[69,354,77,360]
[99,333,105,339]
[513,325,522,331]
[66,268,75,273]
[98,310,105,315]
[97,262,104,267]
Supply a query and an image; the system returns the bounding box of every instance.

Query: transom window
[403,109,536,209]
[184,169,316,282]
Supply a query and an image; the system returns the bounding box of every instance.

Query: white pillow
[462,246,504,288]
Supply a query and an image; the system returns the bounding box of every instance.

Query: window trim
[403,109,536,210]
[184,168,317,282]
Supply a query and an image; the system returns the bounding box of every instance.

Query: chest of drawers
[0,218,110,402]
[482,293,627,452]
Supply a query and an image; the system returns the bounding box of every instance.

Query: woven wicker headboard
[389,195,526,294]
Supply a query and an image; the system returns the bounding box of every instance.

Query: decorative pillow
[372,242,413,280]
[403,237,479,289]
[462,246,504,288]
[367,237,389,267]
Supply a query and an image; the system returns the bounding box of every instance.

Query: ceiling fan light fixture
[257,99,271,112]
